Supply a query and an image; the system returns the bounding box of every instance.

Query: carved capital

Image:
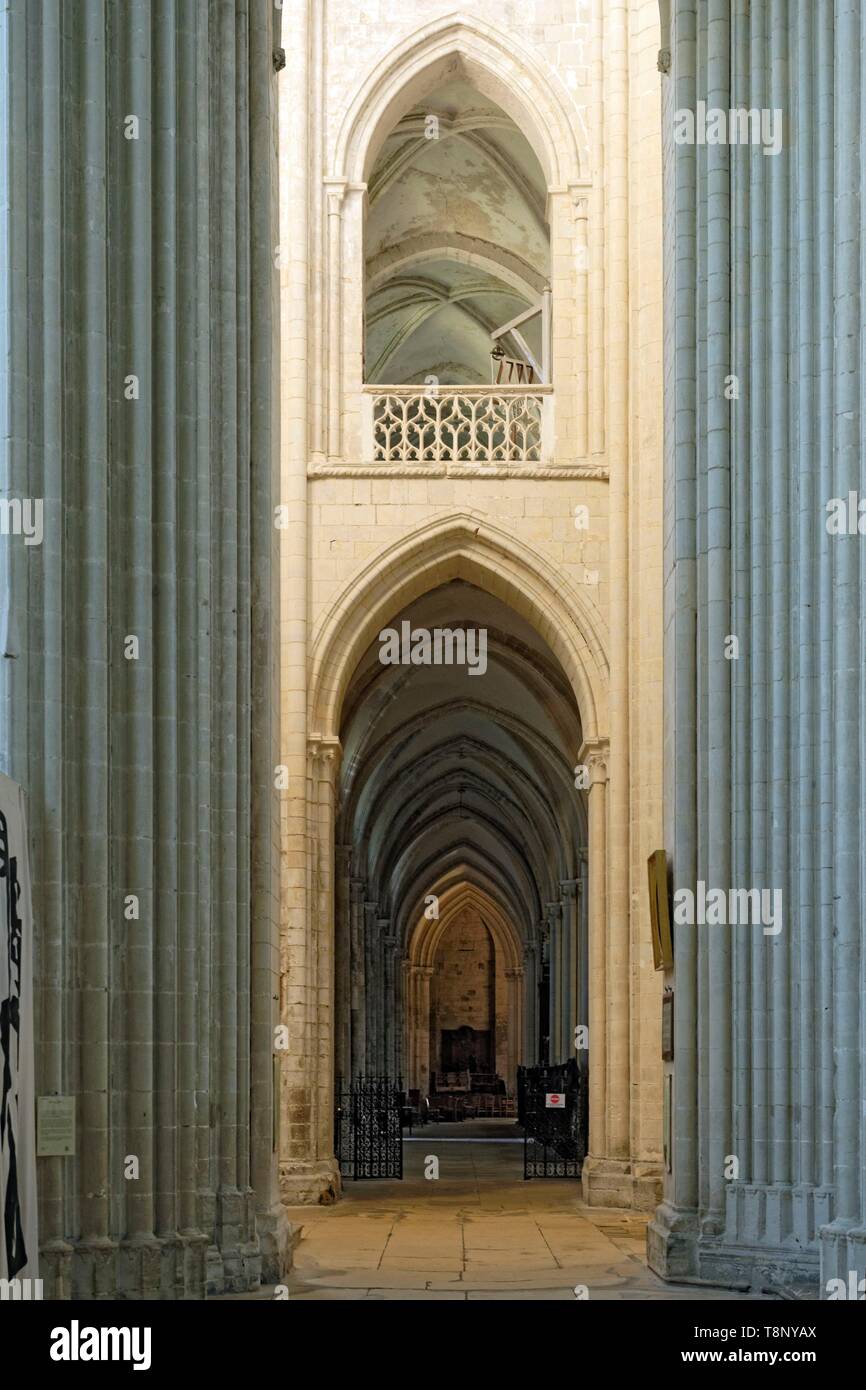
[579,736,610,786]
[307,734,342,781]
[323,176,347,216]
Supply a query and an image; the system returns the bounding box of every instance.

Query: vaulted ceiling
[364,73,550,385]
[338,581,586,950]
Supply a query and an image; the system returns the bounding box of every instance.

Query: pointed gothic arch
[404,881,525,1093]
[308,511,609,744]
[316,512,609,1128]
[333,12,586,189]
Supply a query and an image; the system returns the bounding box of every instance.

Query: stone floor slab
[235,1138,779,1303]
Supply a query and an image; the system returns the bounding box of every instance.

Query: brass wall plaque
[648,848,674,970]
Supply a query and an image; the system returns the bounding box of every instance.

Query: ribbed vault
[334,579,588,1087]
[364,73,550,384]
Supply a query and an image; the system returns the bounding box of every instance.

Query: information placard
[37,1096,76,1157]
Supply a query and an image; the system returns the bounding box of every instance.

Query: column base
[279,1156,342,1206]
[68,1237,119,1301]
[256,1202,299,1285]
[120,1232,209,1300]
[51,1232,212,1299]
[207,1186,264,1295]
[723,1181,830,1247]
[648,1186,828,1293]
[696,1242,819,1294]
[39,1239,74,1300]
[701,1181,823,1292]
[581,1155,663,1211]
[646,1200,700,1280]
[819,1222,866,1300]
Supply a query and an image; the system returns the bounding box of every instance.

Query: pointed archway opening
[364,70,550,387]
[332,576,589,1175]
[404,881,524,1100]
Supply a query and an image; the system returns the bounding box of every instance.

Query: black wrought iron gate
[334,1075,403,1180]
[518,1059,586,1178]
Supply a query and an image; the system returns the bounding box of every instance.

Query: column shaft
[604,0,631,1164]
[0,0,282,1296]
[586,752,608,1158]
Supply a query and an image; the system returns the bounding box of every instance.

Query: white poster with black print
[0,772,37,1281]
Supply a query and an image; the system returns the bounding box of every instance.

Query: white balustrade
[366,385,552,464]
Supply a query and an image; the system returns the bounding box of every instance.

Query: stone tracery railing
[367,385,551,464]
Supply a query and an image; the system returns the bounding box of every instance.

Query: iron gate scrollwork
[518,1058,586,1179]
[334,1075,403,1180]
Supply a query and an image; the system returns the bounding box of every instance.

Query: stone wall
[430,907,508,1080]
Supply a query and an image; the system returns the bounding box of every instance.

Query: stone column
[313,742,341,1179]
[823,0,865,1292]
[577,852,590,1076]
[560,880,579,1061]
[418,967,434,1095]
[703,0,734,1241]
[333,847,352,1085]
[375,916,391,1073]
[573,195,590,456]
[405,966,418,1090]
[278,739,341,1205]
[250,0,290,1288]
[504,968,524,1094]
[581,740,620,1203]
[546,901,563,1061]
[0,0,285,1297]
[588,0,606,458]
[604,0,632,1184]
[363,902,379,1073]
[523,941,539,1064]
[382,933,398,1078]
[648,0,865,1294]
[308,0,325,462]
[399,957,410,1083]
[349,878,366,1078]
[325,184,344,460]
[647,0,700,1277]
[538,922,551,1064]
[276,0,325,1212]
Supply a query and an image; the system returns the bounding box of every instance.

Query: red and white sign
[545,1093,565,1108]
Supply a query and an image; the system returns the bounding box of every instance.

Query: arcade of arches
[335,581,588,1094]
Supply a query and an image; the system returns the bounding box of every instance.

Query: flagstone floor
[220,1122,777,1302]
